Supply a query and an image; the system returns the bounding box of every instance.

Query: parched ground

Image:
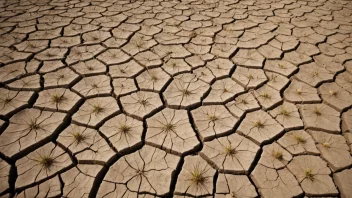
[1,0,352,197]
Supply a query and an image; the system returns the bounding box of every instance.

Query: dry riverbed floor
[1,0,352,197]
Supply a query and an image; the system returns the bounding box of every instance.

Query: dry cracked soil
[1,0,352,197]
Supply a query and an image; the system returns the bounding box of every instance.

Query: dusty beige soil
[1,0,352,197]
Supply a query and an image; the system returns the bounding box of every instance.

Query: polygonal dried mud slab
[258,44,283,59]
[72,97,119,128]
[184,43,211,56]
[51,36,81,48]
[180,21,203,31]
[333,169,352,198]
[191,105,239,141]
[269,102,303,130]
[122,34,157,56]
[186,54,212,69]
[63,24,99,37]
[112,24,139,39]
[232,67,267,89]
[97,180,138,197]
[211,43,238,58]
[200,133,259,174]
[299,104,340,133]
[66,45,105,65]
[97,49,130,65]
[215,29,240,45]
[0,89,35,117]
[14,40,49,53]
[259,142,292,170]
[0,109,67,158]
[15,143,72,189]
[254,85,282,110]
[0,33,26,48]
[0,61,39,83]
[103,145,180,196]
[232,49,265,68]
[193,66,215,84]
[162,58,192,76]
[100,114,143,154]
[154,33,190,45]
[39,60,65,74]
[153,44,191,59]
[297,32,326,45]
[192,35,214,46]
[287,155,338,196]
[309,130,352,172]
[225,92,260,116]
[136,68,171,92]
[134,50,162,68]
[203,78,245,105]
[112,78,137,97]
[319,82,352,111]
[238,110,284,145]
[146,108,200,156]
[314,54,345,75]
[120,91,163,120]
[224,19,257,31]
[163,73,210,109]
[278,130,319,155]
[296,43,320,57]
[61,165,102,197]
[335,72,352,94]
[284,80,321,103]
[205,58,234,78]
[216,174,257,198]
[0,48,31,65]
[15,176,61,198]
[35,48,67,61]
[34,88,81,113]
[0,159,10,193]
[295,63,334,87]
[6,75,41,91]
[266,71,290,91]
[72,75,112,98]
[104,36,127,48]
[82,30,111,44]
[43,68,79,89]
[57,124,115,164]
[175,155,216,197]
[251,164,303,198]
[264,59,298,77]
[71,59,106,76]
[109,60,144,78]
[319,43,344,56]
[284,51,311,66]
[237,30,274,49]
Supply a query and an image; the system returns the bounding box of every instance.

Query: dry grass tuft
[273,151,283,160]
[72,132,88,145]
[294,135,306,144]
[253,120,265,128]
[304,168,314,181]
[39,155,55,170]
[92,105,104,114]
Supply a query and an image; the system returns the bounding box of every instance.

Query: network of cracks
[1,0,352,197]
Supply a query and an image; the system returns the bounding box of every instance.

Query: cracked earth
[1,0,352,197]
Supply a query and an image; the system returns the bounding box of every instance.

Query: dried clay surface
[0,0,352,197]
